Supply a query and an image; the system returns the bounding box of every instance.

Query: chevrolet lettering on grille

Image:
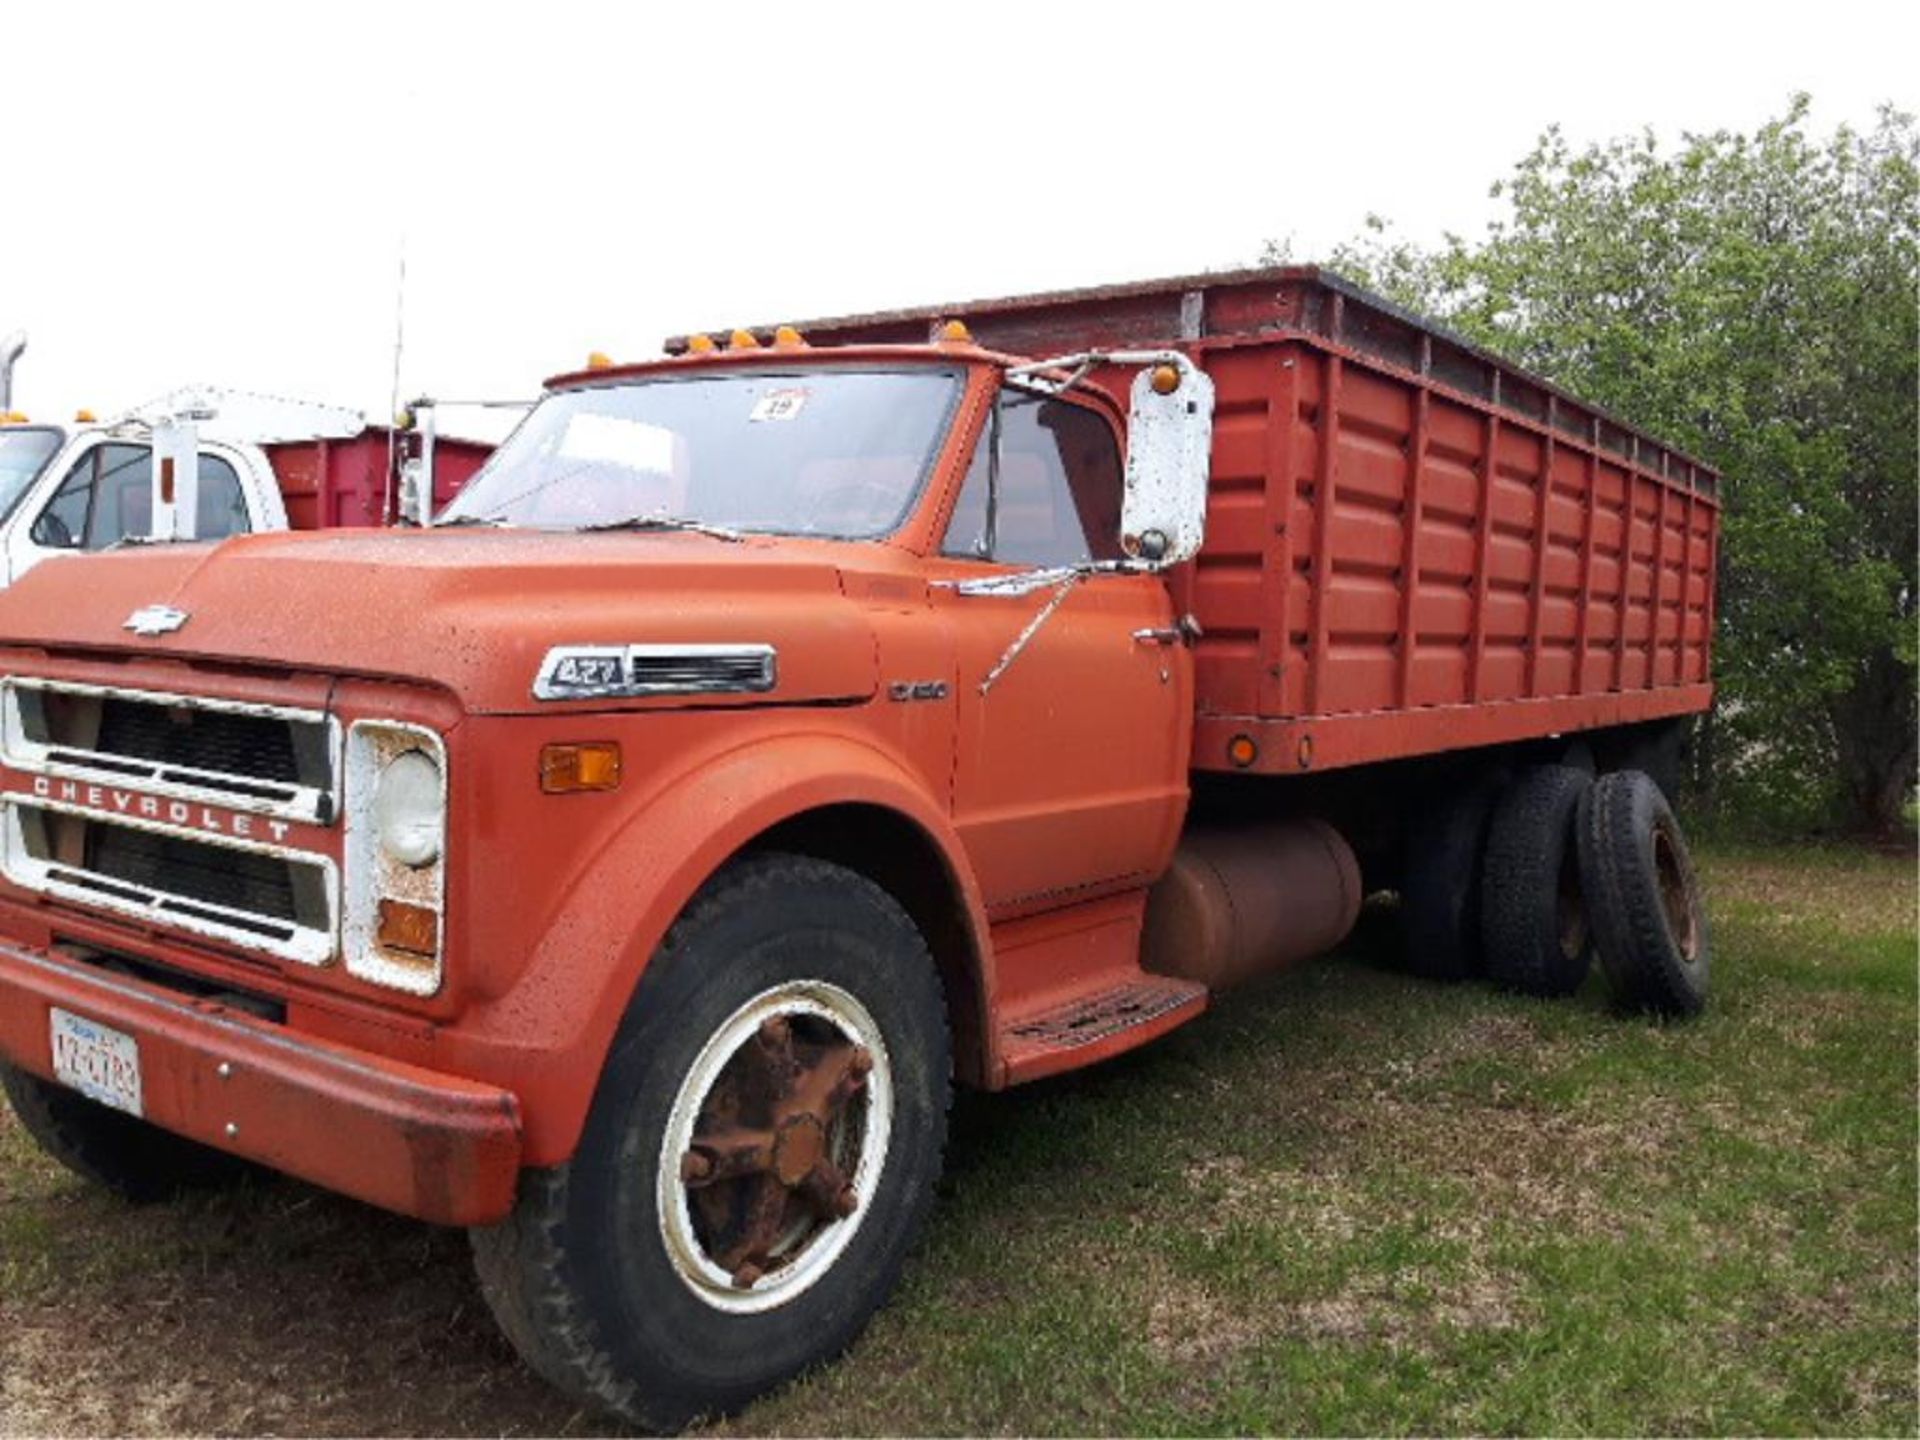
[27,775,296,844]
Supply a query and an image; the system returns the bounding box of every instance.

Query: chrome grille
[89,822,299,922]
[2,797,336,965]
[1,679,336,822]
[96,697,300,785]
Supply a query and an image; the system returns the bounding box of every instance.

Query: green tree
[1286,99,1917,834]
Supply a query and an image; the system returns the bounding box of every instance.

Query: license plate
[49,1008,144,1117]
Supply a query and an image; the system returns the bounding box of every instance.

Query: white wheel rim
[656,979,893,1314]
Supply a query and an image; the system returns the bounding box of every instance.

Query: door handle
[1132,614,1204,648]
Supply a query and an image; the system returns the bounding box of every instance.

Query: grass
[0,840,1913,1436]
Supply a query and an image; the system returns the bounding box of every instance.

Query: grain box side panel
[1186,344,1280,717]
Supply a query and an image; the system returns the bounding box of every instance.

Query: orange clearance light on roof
[686,334,718,354]
[728,329,761,350]
[1150,363,1182,395]
[2,411,28,424]
[935,319,972,344]
[1227,734,1258,768]
[586,351,615,371]
[540,741,623,794]
[773,325,807,349]
[376,898,440,957]
[74,408,97,423]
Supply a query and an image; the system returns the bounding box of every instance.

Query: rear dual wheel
[472,854,949,1432]
[1578,769,1711,1017]
[1477,764,1711,1015]
[1481,765,1596,998]
[1399,768,1509,981]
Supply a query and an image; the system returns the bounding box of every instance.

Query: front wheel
[471,854,950,1432]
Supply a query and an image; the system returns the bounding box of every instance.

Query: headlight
[375,749,444,867]
[344,721,448,996]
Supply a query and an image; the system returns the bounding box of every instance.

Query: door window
[942,394,1123,566]
[193,456,251,540]
[30,451,101,549]
[31,445,251,550]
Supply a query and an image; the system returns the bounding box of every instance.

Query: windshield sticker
[749,388,809,423]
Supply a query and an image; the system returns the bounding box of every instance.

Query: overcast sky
[3,1,1913,438]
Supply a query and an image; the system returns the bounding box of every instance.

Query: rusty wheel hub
[658,982,891,1313]
[1653,826,1700,963]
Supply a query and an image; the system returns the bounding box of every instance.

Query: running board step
[997,975,1207,1086]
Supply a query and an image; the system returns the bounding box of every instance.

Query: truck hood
[0,528,880,714]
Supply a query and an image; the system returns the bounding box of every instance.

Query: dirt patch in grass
[0,1167,594,1438]
[1701,843,1917,938]
[1144,1261,1264,1366]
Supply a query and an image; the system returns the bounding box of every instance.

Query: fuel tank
[1141,819,1362,990]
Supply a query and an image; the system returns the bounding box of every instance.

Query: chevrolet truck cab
[0,269,1719,1431]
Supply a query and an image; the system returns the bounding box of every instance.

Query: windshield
[442,367,963,537]
[0,428,62,525]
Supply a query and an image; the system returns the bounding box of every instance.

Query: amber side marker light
[1150,362,1182,395]
[541,741,623,794]
[376,898,440,958]
[1227,734,1259,768]
[934,318,972,344]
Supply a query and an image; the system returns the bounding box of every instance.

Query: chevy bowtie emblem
[123,604,190,637]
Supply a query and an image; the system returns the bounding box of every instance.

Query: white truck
[0,333,491,585]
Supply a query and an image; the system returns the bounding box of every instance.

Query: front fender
[459,728,993,1167]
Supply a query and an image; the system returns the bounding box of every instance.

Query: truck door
[929,390,1191,914]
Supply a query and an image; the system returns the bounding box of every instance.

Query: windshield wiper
[432,513,515,528]
[579,513,745,542]
[935,559,1150,694]
[939,558,1142,597]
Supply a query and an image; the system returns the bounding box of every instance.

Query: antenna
[383,227,409,523]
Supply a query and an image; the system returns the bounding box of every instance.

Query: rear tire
[1576,770,1710,1017]
[1481,765,1594,998]
[1400,768,1508,980]
[0,1062,252,1202]
[470,853,950,1432]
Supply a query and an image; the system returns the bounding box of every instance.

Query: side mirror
[1120,354,1213,566]
[400,398,437,526]
[150,416,202,542]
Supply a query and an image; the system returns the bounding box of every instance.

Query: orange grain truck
[0,268,1715,1428]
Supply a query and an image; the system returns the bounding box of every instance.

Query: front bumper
[0,940,523,1225]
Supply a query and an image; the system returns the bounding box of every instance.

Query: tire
[1481,765,1595,997]
[1400,768,1508,980]
[1,1062,253,1201]
[471,853,951,1432]
[1576,770,1710,1017]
